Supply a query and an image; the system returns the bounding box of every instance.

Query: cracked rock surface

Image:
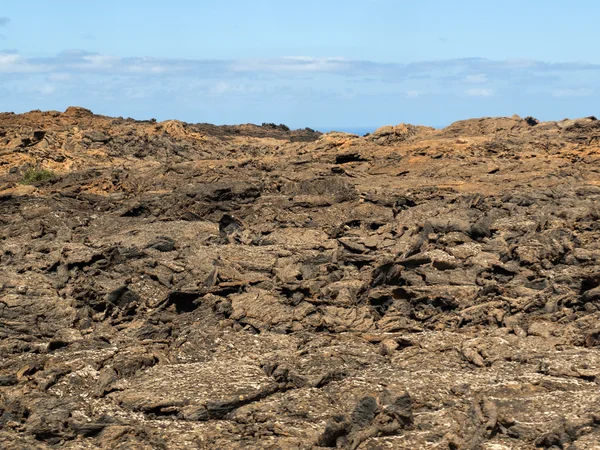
[3,109,600,448]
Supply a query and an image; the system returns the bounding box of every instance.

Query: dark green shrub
[21,168,55,184]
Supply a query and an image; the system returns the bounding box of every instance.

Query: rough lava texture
[2,108,600,449]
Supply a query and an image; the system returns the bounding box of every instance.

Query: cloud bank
[0,50,597,127]
[1,51,599,79]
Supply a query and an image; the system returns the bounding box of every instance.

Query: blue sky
[1,0,599,129]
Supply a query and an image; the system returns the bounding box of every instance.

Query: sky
[1,0,599,130]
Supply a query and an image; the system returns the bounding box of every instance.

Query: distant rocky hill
[2,108,600,449]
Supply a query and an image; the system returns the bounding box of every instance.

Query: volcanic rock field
[2,107,600,449]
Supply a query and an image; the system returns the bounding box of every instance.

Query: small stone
[380,338,399,356]
[362,236,380,249]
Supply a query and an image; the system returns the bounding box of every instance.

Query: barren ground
[2,108,600,449]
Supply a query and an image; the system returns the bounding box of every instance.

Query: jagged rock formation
[2,109,600,449]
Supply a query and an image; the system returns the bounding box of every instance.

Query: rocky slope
[2,108,600,449]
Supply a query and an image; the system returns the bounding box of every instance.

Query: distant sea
[315,126,378,136]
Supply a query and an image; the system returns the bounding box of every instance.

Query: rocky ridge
[2,109,600,449]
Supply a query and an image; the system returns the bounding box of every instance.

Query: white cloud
[80,54,119,68]
[125,64,169,74]
[0,53,47,73]
[283,56,344,62]
[465,73,487,83]
[0,53,20,66]
[3,50,600,116]
[466,88,494,97]
[2,51,600,83]
[47,72,73,82]
[232,56,349,74]
[500,58,538,69]
[211,81,235,95]
[32,84,56,95]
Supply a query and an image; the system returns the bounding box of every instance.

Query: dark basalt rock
[2,109,600,448]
